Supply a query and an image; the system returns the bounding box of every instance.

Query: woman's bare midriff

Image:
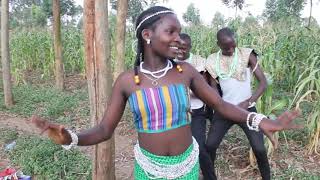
[137,125,193,156]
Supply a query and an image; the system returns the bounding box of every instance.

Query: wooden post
[53,0,64,90]
[83,0,115,179]
[1,0,14,107]
[114,0,128,79]
[308,0,313,27]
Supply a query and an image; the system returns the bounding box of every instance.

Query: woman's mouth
[168,46,180,58]
[169,46,179,53]
[169,46,179,50]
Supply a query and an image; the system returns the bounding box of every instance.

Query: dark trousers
[191,106,215,180]
[206,107,270,180]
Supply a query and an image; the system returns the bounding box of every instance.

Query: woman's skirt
[134,137,199,180]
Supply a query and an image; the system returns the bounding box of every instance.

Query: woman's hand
[31,115,72,145]
[259,109,302,148]
[238,99,250,109]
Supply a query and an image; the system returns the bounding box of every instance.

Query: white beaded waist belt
[134,137,199,179]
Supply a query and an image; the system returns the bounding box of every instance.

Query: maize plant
[306,101,320,155]
[10,27,85,84]
[290,53,320,155]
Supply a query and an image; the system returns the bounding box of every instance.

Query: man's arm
[248,52,267,104]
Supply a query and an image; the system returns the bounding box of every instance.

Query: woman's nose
[175,34,182,43]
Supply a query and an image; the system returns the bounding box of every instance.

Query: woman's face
[148,14,182,59]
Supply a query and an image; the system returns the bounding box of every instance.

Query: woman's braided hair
[133,6,182,85]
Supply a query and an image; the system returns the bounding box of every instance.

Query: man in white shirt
[178,33,215,180]
[205,28,269,180]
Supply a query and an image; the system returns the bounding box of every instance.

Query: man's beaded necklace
[215,48,239,80]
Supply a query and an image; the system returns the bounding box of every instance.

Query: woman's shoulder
[113,70,137,95]
[176,60,197,72]
[115,70,135,82]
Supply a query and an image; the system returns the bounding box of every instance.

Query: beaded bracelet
[246,112,256,130]
[61,129,78,150]
[246,112,266,132]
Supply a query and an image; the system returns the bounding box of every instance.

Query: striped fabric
[128,84,191,133]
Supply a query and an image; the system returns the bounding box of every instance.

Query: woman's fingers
[286,123,304,130]
[58,125,68,138]
[39,124,50,135]
[285,109,300,122]
[259,109,302,151]
[31,115,64,135]
[48,123,63,130]
[30,115,70,145]
[58,125,64,134]
[264,130,278,149]
[287,109,301,122]
[31,115,47,129]
[31,116,51,134]
[278,109,301,124]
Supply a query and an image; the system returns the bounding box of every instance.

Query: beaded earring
[134,75,140,85]
[134,53,142,85]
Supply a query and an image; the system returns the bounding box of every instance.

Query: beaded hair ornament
[135,10,174,37]
[134,10,183,85]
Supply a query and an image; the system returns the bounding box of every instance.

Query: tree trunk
[308,0,313,27]
[1,0,14,107]
[235,6,238,18]
[83,0,115,179]
[114,0,128,79]
[53,0,64,90]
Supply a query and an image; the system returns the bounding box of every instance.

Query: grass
[0,84,92,179]
[0,128,18,144]
[0,84,89,124]
[7,134,92,180]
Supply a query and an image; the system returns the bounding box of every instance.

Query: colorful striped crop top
[128,84,191,133]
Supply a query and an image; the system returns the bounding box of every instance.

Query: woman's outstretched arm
[32,72,129,146]
[184,63,301,146]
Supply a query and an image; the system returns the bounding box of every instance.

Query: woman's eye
[166,29,174,34]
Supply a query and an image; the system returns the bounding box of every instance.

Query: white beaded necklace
[140,60,173,79]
